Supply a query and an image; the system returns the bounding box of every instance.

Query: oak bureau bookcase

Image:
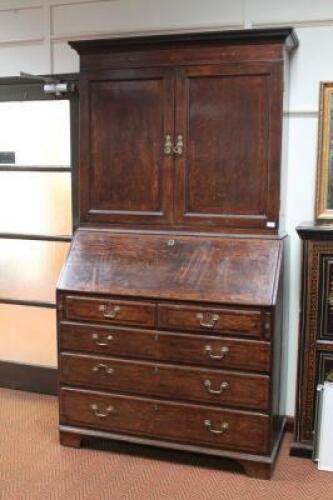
[56,28,298,479]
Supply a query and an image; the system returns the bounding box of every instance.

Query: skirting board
[0,360,57,395]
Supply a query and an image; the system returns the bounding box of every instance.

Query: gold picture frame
[316,82,333,221]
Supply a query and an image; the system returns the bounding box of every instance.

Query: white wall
[1,0,332,416]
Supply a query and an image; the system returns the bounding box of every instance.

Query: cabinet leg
[238,460,272,480]
[60,431,83,449]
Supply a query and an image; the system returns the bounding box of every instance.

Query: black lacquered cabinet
[291,223,333,457]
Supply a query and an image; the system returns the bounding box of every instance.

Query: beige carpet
[1,388,333,500]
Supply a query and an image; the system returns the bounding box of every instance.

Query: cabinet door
[174,63,282,230]
[318,256,333,341]
[80,68,174,225]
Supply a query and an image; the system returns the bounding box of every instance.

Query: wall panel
[284,115,318,414]
[52,41,79,74]
[289,26,333,111]
[0,43,48,77]
[0,6,43,41]
[51,0,243,36]
[248,0,333,25]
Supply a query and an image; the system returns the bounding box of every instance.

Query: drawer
[158,304,264,338]
[60,387,269,455]
[63,296,156,328]
[59,353,269,410]
[58,322,271,372]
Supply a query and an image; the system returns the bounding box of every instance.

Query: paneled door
[80,68,175,225]
[174,63,283,230]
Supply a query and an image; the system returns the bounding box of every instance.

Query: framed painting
[316,82,333,221]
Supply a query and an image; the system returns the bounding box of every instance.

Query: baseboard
[0,360,57,395]
[285,415,294,433]
[289,441,313,459]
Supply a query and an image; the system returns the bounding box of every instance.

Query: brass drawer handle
[92,333,113,346]
[164,134,173,155]
[204,380,229,395]
[92,363,114,375]
[205,345,229,360]
[173,134,184,155]
[204,419,229,435]
[196,312,220,328]
[99,304,120,319]
[90,403,113,418]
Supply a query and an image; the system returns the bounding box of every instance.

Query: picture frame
[316,81,333,221]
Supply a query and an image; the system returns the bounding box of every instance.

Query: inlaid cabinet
[57,28,298,479]
[291,224,333,457]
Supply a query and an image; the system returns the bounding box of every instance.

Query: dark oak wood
[58,230,283,307]
[59,353,269,410]
[60,387,270,455]
[58,322,271,372]
[174,62,281,231]
[291,223,333,457]
[158,303,266,338]
[80,68,174,226]
[71,29,296,233]
[63,295,156,328]
[59,431,82,448]
[57,28,297,479]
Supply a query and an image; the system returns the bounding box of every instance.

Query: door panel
[80,68,174,225]
[174,63,282,230]
[318,256,333,340]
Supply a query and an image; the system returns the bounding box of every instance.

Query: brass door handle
[164,134,173,155]
[92,333,113,346]
[204,420,229,435]
[204,380,229,395]
[196,312,220,328]
[173,134,184,155]
[205,345,229,360]
[99,304,120,319]
[92,363,114,375]
[90,403,114,418]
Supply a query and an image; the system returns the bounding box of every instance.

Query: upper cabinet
[70,28,298,233]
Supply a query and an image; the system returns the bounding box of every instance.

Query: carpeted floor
[1,388,333,500]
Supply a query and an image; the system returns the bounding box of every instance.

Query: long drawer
[59,353,269,410]
[58,322,271,372]
[60,387,270,455]
[158,304,265,338]
[63,296,156,328]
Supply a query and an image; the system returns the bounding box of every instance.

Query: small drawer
[59,353,270,410]
[60,387,269,455]
[58,322,271,372]
[158,304,264,338]
[63,296,156,328]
